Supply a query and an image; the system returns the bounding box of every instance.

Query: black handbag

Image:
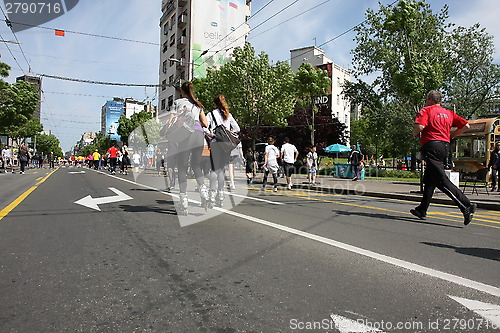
[210,111,240,153]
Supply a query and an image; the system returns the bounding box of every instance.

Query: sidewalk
[254,173,500,211]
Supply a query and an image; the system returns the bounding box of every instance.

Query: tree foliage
[117,110,153,144]
[35,133,63,157]
[444,24,500,118]
[347,0,499,168]
[0,59,42,140]
[194,42,296,146]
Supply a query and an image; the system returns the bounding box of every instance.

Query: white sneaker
[273,187,278,192]
[229,182,235,190]
[179,193,189,209]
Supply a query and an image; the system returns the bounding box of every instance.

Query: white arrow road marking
[74,187,132,211]
[449,295,500,327]
[69,171,86,174]
[330,314,385,333]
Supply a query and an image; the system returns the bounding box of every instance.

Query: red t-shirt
[414,104,468,146]
[108,146,119,158]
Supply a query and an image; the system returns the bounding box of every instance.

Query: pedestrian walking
[168,81,209,213]
[411,90,477,225]
[261,137,280,192]
[348,145,363,181]
[49,152,55,169]
[107,144,119,174]
[206,94,240,207]
[306,146,318,185]
[92,149,101,170]
[487,142,500,191]
[245,147,257,185]
[18,145,30,174]
[280,137,299,190]
[227,142,244,190]
[2,145,13,173]
[132,151,141,173]
[121,145,130,175]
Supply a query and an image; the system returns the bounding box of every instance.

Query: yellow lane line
[249,187,500,229]
[0,168,58,221]
[36,177,43,181]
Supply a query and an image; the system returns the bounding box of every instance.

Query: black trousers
[417,141,470,213]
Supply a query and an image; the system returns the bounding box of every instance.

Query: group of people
[1,145,57,174]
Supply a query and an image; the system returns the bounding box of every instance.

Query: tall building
[100,98,157,142]
[290,46,355,133]
[158,0,252,119]
[101,98,125,141]
[16,75,42,120]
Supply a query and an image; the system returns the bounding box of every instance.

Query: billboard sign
[191,0,247,77]
[105,100,124,141]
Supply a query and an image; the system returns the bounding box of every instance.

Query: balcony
[178,13,187,26]
[178,0,187,7]
[177,36,186,48]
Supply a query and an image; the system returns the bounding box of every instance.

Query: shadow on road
[421,242,500,262]
[333,210,463,229]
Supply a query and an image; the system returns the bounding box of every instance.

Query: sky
[0,0,498,152]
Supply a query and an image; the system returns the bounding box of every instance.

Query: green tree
[35,133,63,157]
[195,42,296,147]
[0,71,42,143]
[351,0,451,169]
[444,24,500,118]
[117,110,153,144]
[294,63,332,146]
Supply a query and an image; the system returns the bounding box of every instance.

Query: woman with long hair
[18,145,30,174]
[168,81,208,213]
[206,94,240,207]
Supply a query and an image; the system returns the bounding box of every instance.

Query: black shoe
[410,208,426,220]
[463,203,477,226]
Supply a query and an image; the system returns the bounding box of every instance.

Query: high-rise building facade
[16,75,42,120]
[158,0,251,119]
[290,46,355,134]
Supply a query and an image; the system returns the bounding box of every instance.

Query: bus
[452,117,500,173]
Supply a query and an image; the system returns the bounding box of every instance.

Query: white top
[265,145,280,167]
[132,153,141,164]
[2,148,11,158]
[171,98,203,120]
[207,109,240,134]
[281,143,298,163]
[306,151,318,168]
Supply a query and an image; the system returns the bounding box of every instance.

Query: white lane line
[449,296,500,327]
[227,191,285,205]
[92,169,500,298]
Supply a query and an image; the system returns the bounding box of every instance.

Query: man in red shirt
[412,90,476,225]
[107,144,120,175]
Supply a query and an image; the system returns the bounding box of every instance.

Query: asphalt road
[1,166,499,332]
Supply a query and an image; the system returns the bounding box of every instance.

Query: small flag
[55,29,65,36]
[229,2,238,9]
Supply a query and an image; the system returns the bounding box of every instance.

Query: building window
[162,60,167,73]
[169,34,176,46]
[161,79,167,91]
[163,41,168,53]
[168,96,174,109]
[161,98,166,110]
[169,75,174,85]
[169,54,175,67]
[180,71,186,80]
[163,23,168,35]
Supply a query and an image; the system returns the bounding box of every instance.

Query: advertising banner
[105,100,124,141]
[191,0,247,77]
